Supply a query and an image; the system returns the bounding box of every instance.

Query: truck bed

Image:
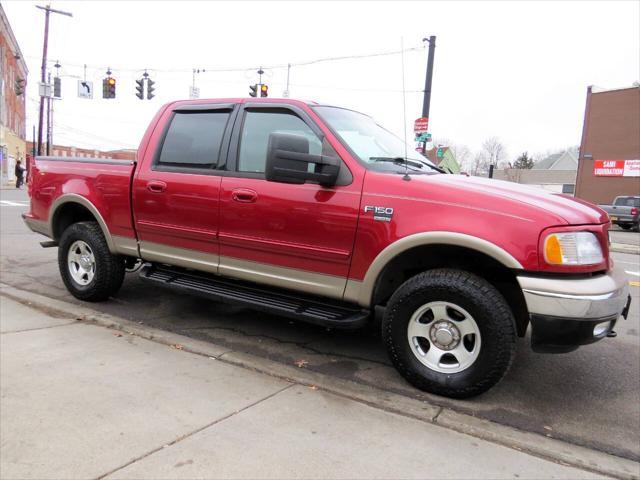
[24,156,137,253]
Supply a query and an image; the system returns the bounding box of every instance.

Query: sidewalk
[0,294,613,480]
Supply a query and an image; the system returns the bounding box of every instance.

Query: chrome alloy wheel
[67,240,96,286]
[407,301,481,373]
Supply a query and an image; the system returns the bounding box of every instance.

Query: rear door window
[156,111,230,170]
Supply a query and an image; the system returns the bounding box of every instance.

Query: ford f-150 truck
[23,98,631,398]
[599,196,640,231]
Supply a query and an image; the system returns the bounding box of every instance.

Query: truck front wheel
[58,221,125,302]
[383,268,516,398]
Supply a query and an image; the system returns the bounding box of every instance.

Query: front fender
[344,231,523,307]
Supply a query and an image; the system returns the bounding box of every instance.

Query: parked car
[22,98,631,398]
[599,196,640,231]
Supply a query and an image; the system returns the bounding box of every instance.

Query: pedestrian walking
[15,160,25,189]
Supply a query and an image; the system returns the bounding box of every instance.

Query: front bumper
[517,265,631,353]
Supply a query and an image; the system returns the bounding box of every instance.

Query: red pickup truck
[23,98,631,398]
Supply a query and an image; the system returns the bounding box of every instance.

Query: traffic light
[53,77,61,98]
[14,78,25,96]
[135,78,144,100]
[103,77,116,99]
[260,84,268,97]
[249,84,258,97]
[146,78,155,100]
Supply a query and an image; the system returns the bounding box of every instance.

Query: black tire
[58,221,125,302]
[383,268,516,398]
[619,224,632,230]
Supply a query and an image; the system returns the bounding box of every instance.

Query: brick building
[574,85,640,205]
[0,3,27,185]
[26,141,137,161]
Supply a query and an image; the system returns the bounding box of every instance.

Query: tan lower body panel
[112,236,139,257]
[139,241,219,275]
[137,241,348,301]
[343,279,365,306]
[23,217,51,237]
[218,256,347,301]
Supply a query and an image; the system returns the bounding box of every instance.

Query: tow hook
[607,330,617,338]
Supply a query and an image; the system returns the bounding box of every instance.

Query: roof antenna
[400,36,411,181]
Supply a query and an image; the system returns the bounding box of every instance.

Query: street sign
[189,86,200,99]
[414,117,429,134]
[39,82,53,98]
[415,132,432,142]
[77,80,93,99]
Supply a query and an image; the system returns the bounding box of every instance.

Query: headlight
[543,231,604,265]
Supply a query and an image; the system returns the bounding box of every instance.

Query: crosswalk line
[0,200,29,207]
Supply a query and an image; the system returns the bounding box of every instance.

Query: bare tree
[481,137,507,168]
[470,152,490,176]
[431,137,473,172]
[449,143,472,172]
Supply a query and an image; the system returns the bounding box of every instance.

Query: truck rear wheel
[383,268,516,398]
[58,221,125,302]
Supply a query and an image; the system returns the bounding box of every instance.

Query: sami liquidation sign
[594,159,640,177]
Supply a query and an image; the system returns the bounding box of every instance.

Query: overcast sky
[3,0,639,161]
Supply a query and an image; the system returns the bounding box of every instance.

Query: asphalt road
[1,187,639,462]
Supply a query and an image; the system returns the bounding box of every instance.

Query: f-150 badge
[364,206,394,222]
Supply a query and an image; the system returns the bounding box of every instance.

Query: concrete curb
[1,283,638,480]
[610,242,640,255]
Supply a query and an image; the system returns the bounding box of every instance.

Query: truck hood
[431,175,608,225]
[368,172,608,226]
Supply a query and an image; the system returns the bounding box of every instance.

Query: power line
[24,44,425,75]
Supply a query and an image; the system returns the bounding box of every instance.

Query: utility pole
[421,35,436,119]
[283,63,291,98]
[257,67,264,86]
[35,4,72,156]
[46,72,51,155]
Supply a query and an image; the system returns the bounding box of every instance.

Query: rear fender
[50,194,116,252]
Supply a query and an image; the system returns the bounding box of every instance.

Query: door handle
[231,188,257,203]
[147,181,167,193]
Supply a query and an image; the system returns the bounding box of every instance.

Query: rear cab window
[614,197,640,207]
[154,110,231,173]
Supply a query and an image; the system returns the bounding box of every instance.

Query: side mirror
[266,132,340,187]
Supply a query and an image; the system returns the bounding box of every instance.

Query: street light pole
[35,5,72,156]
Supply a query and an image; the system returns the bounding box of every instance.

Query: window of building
[562,184,575,194]
[156,111,230,169]
[238,110,322,173]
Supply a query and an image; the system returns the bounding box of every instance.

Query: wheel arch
[346,232,529,336]
[50,194,116,253]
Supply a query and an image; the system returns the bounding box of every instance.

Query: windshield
[313,106,440,174]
